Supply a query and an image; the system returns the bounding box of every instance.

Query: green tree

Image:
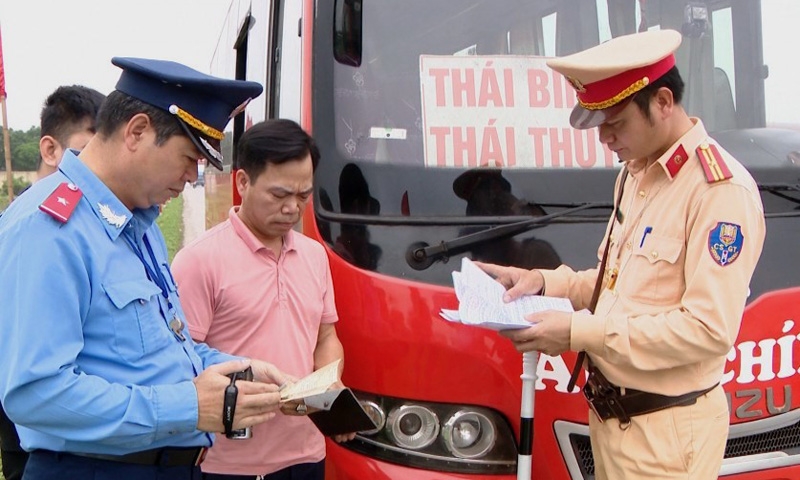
[0,125,41,171]
[11,142,40,171]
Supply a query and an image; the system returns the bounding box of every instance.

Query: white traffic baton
[517,351,538,479]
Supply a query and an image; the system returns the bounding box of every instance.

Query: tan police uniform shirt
[540,118,766,396]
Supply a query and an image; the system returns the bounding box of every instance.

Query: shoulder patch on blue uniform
[708,222,744,266]
[39,182,83,223]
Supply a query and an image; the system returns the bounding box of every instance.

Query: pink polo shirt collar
[228,206,296,254]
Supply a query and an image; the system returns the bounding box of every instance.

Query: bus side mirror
[334,0,363,67]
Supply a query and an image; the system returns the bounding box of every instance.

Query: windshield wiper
[759,183,800,206]
[757,183,800,217]
[315,202,608,226]
[405,202,612,270]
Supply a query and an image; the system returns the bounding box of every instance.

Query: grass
[157,193,185,262]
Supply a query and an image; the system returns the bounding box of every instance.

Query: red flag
[0,26,6,98]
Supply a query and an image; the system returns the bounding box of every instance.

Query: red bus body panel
[213,0,800,476]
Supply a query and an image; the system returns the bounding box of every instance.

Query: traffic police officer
[0,58,287,480]
[479,30,765,478]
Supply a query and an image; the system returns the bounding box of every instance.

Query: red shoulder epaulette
[697,142,733,183]
[39,182,83,223]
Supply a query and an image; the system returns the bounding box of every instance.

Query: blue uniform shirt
[0,151,235,454]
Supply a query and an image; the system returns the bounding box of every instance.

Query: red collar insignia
[664,145,689,179]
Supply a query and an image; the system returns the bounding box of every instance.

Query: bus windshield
[331,0,795,164]
[314,0,800,287]
[320,0,799,212]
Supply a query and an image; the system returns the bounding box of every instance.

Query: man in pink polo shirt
[172,119,352,480]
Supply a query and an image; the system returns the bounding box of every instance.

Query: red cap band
[576,54,676,110]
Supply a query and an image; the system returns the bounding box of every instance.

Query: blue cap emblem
[708,222,743,266]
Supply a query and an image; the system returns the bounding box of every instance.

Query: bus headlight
[341,391,517,474]
[359,400,385,435]
[386,405,439,449]
[442,410,496,458]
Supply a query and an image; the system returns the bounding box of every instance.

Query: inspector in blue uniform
[0,57,268,479]
[0,150,234,453]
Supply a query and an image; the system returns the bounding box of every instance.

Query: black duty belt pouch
[584,367,717,426]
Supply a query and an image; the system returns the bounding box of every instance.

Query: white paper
[442,258,573,331]
[280,359,341,401]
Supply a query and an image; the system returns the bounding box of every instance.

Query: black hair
[95,91,184,145]
[40,85,106,146]
[236,119,320,180]
[631,66,685,121]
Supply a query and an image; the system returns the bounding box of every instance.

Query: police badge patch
[708,222,744,266]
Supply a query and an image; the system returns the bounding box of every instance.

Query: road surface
[182,184,205,247]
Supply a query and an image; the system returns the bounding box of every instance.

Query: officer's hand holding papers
[440,258,573,331]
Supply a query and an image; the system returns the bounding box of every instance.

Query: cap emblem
[168,104,225,140]
[565,75,587,93]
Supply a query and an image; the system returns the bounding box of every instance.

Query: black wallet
[307,388,378,436]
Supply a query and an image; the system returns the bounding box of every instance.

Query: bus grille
[569,418,800,478]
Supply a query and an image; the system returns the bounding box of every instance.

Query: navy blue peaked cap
[111,57,263,170]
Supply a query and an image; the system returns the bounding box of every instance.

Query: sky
[1,1,797,132]
[0,0,233,130]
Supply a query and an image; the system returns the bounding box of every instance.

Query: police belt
[584,367,717,426]
[53,446,207,467]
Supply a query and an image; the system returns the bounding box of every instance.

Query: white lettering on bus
[536,319,799,393]
[723,320,799,385]
[535,354,580,393]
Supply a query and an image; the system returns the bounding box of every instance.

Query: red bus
[208,1,800,478]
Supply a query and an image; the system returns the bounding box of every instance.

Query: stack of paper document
[440,258,574,331]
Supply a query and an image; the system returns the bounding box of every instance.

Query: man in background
[36,85,106,179]
[0,83,105,480]
[173,119,354,480]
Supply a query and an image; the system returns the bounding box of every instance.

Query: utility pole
[0,24,11,200]
[2,96,12,200]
